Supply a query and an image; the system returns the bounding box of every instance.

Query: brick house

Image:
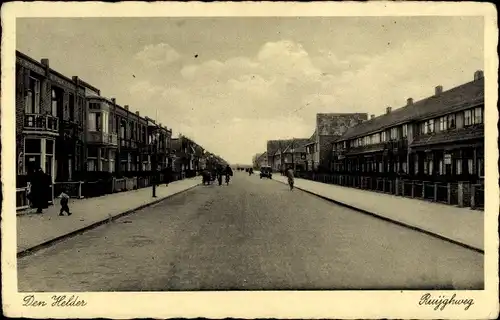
[303,113,369,172]
[332,70,484,186]
[15,51,90,182]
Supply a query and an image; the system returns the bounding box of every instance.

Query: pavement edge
[17,183,200,258]
[272,178,484,254]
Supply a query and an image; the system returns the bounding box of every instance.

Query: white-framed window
[25,77,41,114]
[478,158,484,177]
[439,159,444,175]
[439,117,447,131]
[473,107,483,124]
[88,112,97,131]
[425,119,435,134]
[402,124,408,138]
[390,127,398,140]
[464,110,472,126]
[455,159,462,175]
[467,159,474,175]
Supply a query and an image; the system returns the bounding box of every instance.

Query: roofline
[335,98,484,143]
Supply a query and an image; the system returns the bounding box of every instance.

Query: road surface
[18,172,483,291]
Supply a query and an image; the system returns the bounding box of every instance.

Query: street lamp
[151,130,159,198]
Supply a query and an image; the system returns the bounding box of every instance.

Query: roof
[410,124,484,147]
[317,113,369,136]
[339,77,484,141]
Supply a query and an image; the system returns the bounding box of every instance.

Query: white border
[1,2,498,319]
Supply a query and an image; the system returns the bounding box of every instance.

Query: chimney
[135,111,140,116]
[435,85,443,96]
[407,98,413,106]
[124,105,129,111]
[386,106,392,114]
[72,76,79,84]
[474,70,484,81]
[111,98,116,104]
[371,114,375,120]
[41,58,49,68]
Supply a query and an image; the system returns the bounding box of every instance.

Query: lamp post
[151,130,159,198]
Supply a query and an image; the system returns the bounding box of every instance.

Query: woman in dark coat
[29,167,48,213]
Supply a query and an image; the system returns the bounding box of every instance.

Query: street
[18,172,483,291]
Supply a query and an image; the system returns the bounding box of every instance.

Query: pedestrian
[286,167,295,191]
[29,166,48,214]
[164,165,173,186]
[58,188,72,216]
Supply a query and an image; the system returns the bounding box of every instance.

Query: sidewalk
[17,177,201,256]
[270,173,484,252]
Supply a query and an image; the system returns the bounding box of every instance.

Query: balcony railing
[23,113,59,134]
[87,131,118,146]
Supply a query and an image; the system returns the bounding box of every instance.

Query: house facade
[304,113,369,172]
[16,51,177,183]
[16,51,90,181]
[331,70,484,185]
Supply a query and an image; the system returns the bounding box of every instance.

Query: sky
[17,16,484,164]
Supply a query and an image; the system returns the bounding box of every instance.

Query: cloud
[128,33,482,163]
[134,43,181,68]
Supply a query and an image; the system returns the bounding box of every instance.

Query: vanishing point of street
[18,172,483,291]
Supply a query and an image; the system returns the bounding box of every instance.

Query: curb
[17,183,200,259]
[272,178,484,254]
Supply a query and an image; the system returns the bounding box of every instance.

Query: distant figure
[286,168,295,191]
[58,188,72,216]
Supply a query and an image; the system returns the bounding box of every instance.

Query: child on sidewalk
[58,189,72,216]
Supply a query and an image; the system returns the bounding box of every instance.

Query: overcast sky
[17,17,483,164]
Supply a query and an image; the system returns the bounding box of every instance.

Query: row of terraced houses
[15,51,227,209]
[255,70,485,209]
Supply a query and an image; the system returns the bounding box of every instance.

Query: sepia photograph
[1,1,498,319]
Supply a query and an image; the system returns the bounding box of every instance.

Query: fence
[17,170,194,211]
[16,184,54,211]
[294,172,482,210]
[53,181,84,199]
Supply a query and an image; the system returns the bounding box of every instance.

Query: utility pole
[291,138,295,172]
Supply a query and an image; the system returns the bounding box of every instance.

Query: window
[439,117,447,131]
[381,131,387,142]
[447,114,456,129]
[69,94,75,121]
[24,138,42,174]
[414,160,419,175]
[101,111,108,133]
[402,124,408,138]
[25,77,40,114]
[402,162,408,173]
[87,159,97,171]
[468,159,474,175]
[379,162,383,173]
[439,160,444,175]
[478,158,484,177]
[429,160,433,175]
[425,119,435,134]
[455,159,462,175]
[390,127,398,140]
[51,88,61,117]
[473,107,483,124]
[46,140,54,155]
[88,113,97,131]
[464,110,472,126]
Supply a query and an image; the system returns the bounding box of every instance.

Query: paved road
[18,172,483,291]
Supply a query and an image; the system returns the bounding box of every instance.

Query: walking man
[286,167,295,191]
